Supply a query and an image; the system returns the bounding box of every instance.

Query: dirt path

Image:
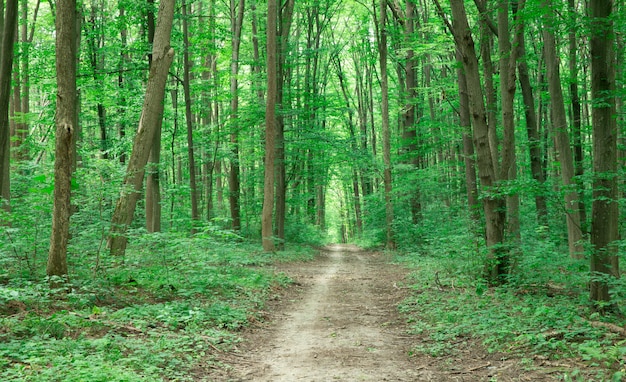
[220,245,561,381]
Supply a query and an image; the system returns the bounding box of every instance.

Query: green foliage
[395,203,626,379]
[0,231,316,381]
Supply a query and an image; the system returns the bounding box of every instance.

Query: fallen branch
[449,362,491,374]
[588,320,626,337]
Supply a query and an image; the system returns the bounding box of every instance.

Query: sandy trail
[228,244,432,381]
[222,245,561,382]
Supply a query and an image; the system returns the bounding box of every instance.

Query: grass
[0,229,316,381]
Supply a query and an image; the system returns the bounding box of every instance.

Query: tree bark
[228,0,244,231]
[275,0,295,250]
[456,50,479,224]
[108,0,175,256]
[589,0,619,312]
[145,0,161,232]
[541,1,584,259]
[568,0,587,234]
[0,0,18,212]
[497,0,521,241]
[262,0,278,251]
[477,12,499,175]
[515,4,547,226]
[448,0,506,283]
[118,1,128,165]
[378,0,395,249]
[182,0,199,232]
[47,0,76,280]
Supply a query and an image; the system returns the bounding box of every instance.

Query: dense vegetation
[0,0,625,379]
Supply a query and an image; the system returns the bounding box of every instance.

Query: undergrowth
[395,203,626,382]
[0,230,315,381]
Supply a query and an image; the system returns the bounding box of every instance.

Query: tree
[274,0,295,249]
[228,0,244,231]
[47,0,76,280]
[0,0,18,212]
[497,0,521,241]
[145,0,162,233]
[589,0,619,311]
[108,0,175,257]
[262,0,278,252]
[182,0,199,232]
[515,2,547,226]
[541,1,584,259]
[444,0,507,283]
[377,0,395,249]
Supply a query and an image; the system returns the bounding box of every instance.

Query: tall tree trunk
[378,0,395,249]
[497,0,521,241]
[182,0,199,232]
[86,2,107,159]
[478,16,499,174]
[108,0,175,256]
[400,0,421,224]
[228,0,244,231]
[568,0,587,234]
[446,0,507,283]
[145,0,161,232]
[118,2,127,164]
[456,50,479,224]
[589,0,618,312]
[334,54,363,234]
[11,0,34,162]
[274,0,295,250]
[515,3,547,226]
[47,0,76,280]
[262,0,278,251]
[0,0,18,212]
[541,1,584,259]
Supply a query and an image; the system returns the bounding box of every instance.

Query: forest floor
[212,244,564,381]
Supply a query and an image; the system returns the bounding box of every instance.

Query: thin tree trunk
[108,0,175,256]
[12,0,34,161]
[402,0,421,224]
[145,0,161,232]
[182,0,199,232]
[589,0,618,312]
[274,0,295,250]
[515,4,547,226]
[47,0,76,280]
[478,17,499,174]
[568,0,587,234]
[456,50,479,224]
[262,0,278,251]
[334,54,363,234]
[228,0,244,231]
[497,0,522,241]
[86,3,107,159]
[377,0,395,249]
[542,1,584,259]
[118,1,128,164]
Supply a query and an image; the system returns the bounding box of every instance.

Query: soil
[215,244,567,381]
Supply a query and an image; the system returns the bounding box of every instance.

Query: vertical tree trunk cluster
[447,0,506,283]
[108,0,175,256]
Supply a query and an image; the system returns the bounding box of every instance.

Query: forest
[0,0,625,380]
